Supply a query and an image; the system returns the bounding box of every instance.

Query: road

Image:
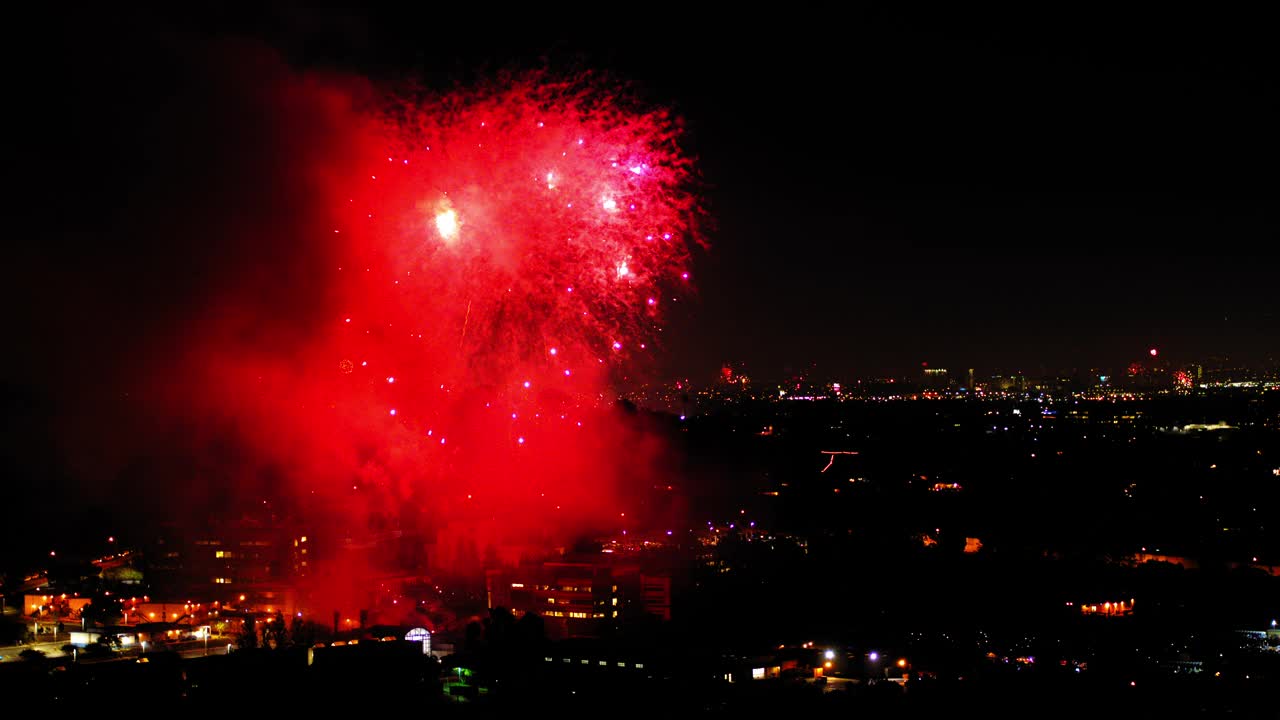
[0,636,231,663]
[0,639,68,662]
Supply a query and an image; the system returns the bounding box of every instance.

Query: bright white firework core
[435,209,459,241]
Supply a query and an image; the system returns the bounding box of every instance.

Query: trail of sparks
[819,450,860,473]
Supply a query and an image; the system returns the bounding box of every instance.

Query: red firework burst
[339,73,700,391]
[274,71,706,562]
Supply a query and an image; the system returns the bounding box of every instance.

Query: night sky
[12,7,1278,387]
[2,7,1276,563]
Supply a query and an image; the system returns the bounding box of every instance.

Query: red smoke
[143,57,703,593]
[14,29,704,620]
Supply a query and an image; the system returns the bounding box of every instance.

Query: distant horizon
[631,349,1280,387]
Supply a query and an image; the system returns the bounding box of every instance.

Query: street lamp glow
[824,649,835,660]
[868,651,879,662]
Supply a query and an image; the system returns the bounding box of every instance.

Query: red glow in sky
[191,70,702,573]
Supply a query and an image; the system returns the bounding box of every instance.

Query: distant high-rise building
[922,367,949,390]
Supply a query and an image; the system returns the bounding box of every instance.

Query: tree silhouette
[262,610,289,649]
[237,615,258,650]
[79,593,122,627]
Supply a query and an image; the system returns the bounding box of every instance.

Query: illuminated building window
[511,583,525,588]
[547,598,555,604]
[611,597,618,606]
[599,660,607,666]
[300,536,307,543]
[635,663,644,669]
[213,578,232,584]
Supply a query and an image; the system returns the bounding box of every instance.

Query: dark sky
[10,5,1278,387]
